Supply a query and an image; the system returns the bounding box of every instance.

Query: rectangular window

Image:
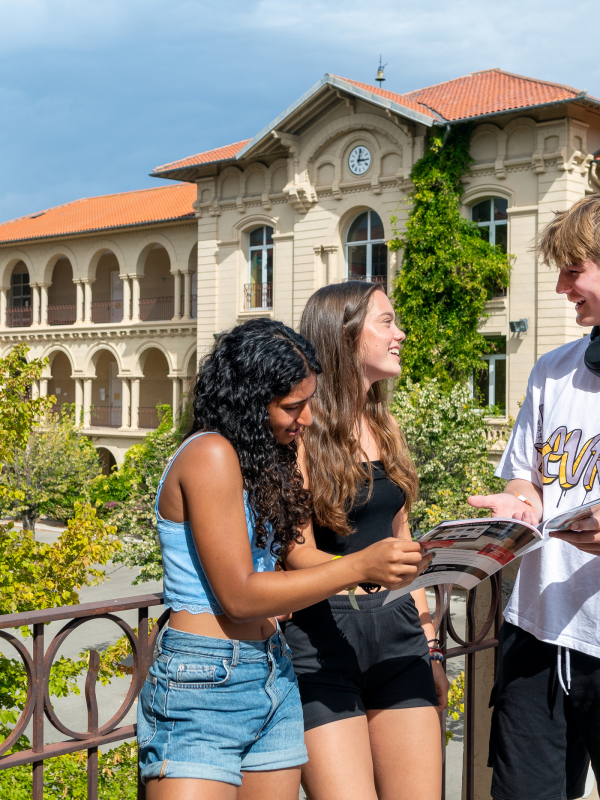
[474,337,507,414]
[347,244,367,280]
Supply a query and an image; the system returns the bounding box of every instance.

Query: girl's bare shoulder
[174,433,241,479]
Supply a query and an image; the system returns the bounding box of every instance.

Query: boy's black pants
[489,621,600,800]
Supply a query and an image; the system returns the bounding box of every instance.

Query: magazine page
[383,517,543,604]
[541,498,600,535]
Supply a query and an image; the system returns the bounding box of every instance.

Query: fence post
[32,622,44,800]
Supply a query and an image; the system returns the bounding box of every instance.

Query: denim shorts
[137,626,308,786]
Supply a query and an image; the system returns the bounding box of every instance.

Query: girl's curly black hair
[186,318,322,556]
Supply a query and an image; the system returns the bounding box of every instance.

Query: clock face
[348,146,371,176]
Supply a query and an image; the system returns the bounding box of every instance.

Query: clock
[348,146,371,176]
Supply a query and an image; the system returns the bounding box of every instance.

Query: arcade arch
[48,257,77,325]
[138,244,174,321]
[96,447,118,476]
[83,348,123,428]
[48,351,75,412]
[92,252,123,324]
[139,348,171,429]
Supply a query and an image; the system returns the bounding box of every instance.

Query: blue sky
[0,0,597,222]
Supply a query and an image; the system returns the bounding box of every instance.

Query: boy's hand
[468,493,540,526]
[549,509,600,556]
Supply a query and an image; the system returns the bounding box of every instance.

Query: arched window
[346,210,387,290]
[471,198,508,252]
[8,264,32,327]
[246,226,273,310]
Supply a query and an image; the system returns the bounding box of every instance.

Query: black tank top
[313,461,406,556]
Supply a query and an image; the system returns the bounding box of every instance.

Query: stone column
[130,378,140,429]
[171,377,181,427]
[39,284,49,326]
[31,283,40,326]
[0,288,7,328]
[119,378,131,429]
[131,276,141,323]
[173,271,182,320]
[83,378,93,427]
[122,276,131,323]
[182,271,192,320]
[83,281,93,324]
[39,379,48,397]
[31,381,40,400]
[75,282,84,324]
[75,379,83,426]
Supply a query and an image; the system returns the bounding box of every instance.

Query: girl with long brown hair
[283,282,448,800]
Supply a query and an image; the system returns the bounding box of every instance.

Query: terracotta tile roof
[330,76,439,119]
[151,70,592,181]
[402,68,586,121]
[0,183,196,244]
[152,139,251,175]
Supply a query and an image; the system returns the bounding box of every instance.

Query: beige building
[2,68,600,466]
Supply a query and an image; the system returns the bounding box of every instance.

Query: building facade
[2,68,600,465]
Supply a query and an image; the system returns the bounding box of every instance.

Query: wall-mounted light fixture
[509,319,529,333]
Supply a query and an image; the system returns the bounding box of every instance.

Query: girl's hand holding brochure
[382,498,600,603]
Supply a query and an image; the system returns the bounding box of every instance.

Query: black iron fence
[0,574,502,799]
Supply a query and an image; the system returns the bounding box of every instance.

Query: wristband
[332,555,360,611]
[429,646,444,663]
[507,491,535,510]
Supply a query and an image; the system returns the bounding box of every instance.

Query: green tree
[389,125,511,389]
[0,346,141,796]
[0,503,145,798]
[0,344,54,459]
[91,405,183,583]
[391,379,510,534]
[0,409,103,532]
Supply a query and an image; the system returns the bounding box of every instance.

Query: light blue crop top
[156,431,277,615]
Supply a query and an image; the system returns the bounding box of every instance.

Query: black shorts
[489,621,600,800]
[284,590,438,731]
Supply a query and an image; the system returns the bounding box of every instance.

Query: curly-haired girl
[138,317,431,800]
[283,283,448,800]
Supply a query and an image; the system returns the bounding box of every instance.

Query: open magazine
[383,498,600,604]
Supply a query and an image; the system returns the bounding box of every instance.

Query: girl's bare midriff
[168,609,277,641]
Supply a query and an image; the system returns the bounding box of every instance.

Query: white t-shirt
[496,334,600,658]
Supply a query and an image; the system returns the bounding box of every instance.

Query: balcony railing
[0,574,503,799]
[347,273,387,292]
[47,304,77,326]
[90,406,122,428]
[7,307,32,328]
[14,296,198,327]
[244,283,272,310]
[139,296,174,322]
[91,300,124,324]
[138,407,159,429]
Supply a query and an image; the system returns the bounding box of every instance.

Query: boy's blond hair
[536,193,600,268]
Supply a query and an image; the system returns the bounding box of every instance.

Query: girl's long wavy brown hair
[300,281,418,536]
